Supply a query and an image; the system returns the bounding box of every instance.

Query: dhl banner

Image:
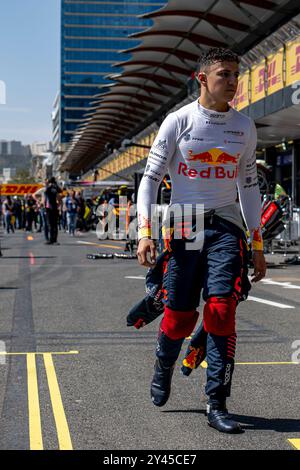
[251,59,266,104]
[267,48,284,95]
[232,70,249,110]
[0,184,44,195]
[286,38,300,86]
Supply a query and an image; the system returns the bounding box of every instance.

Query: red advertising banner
[0,184,44,195]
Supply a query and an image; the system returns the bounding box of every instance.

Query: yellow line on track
[288,439,300,450]
[96,243,124,250]
[27,353,43,450]
[43,353,73,450]
[77,241,124,249]
[0,351,79,356]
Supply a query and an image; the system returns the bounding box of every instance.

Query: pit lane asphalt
[0,230,299,450]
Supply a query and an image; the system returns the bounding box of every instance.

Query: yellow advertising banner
[251,59,266,103]
[233,71,249,110]
[286,38,300,86]
[0,184,43,195]
[267,48,284,95]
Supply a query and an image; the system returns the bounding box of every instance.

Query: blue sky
[0,0,60,145]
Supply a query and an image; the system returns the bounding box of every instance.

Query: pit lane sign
[0,184,44,195]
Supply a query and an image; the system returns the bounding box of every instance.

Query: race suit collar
[195,99,234,122]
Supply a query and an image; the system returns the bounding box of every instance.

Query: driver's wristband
[138,227,151,240]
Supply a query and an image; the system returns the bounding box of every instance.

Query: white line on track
[124,276,295,308]
[261,278,300,289]
[247,296,295,309]
[125,276,146,280]
[124,277,295,309]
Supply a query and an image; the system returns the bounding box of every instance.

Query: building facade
[59,0,165,151]
[2,168,16,183]
[0,140,26,156]
[0,140,32,176]
[30,141,52,156]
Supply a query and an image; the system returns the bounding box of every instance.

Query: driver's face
[199,61,239,103]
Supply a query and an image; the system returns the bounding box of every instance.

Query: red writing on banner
[255,67,265,94]
[267,60,280,88]
[291,45,300,76]
[0,184,43,195]
[234,82,245,106]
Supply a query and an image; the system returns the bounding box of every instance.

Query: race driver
[136,48,267,434]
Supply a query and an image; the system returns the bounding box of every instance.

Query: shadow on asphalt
[162,409,206,415]
[232,414,300,432]
[163,410,300,432]
[0,287,19,290]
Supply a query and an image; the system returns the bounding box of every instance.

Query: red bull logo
[182,347,201,369]
[181,147,239,180]
[215,152,238,164]
[178,162,238,179]
[188,150,213,163]
[187,148,238,165]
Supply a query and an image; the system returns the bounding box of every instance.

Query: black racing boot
[150,359,175,407]
[207,402,243,434]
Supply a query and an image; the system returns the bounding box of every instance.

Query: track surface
[0,231,299,450]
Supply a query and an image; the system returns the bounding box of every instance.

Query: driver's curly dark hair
[198,48,240,72]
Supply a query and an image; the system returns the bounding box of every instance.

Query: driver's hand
[251,250,267,282]
[137,238,157,268]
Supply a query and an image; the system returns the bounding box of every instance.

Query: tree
[8,169,37,184]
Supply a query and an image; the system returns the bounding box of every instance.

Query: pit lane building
[59,0,300,209]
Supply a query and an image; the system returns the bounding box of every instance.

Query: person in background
[13,196,22,229]
[25,195,36,232]
[76,191,86,232]
[2,196,15,234]
[39,200,49,242]
[57,197,63,231]
[0,198,3,228]
[34,196,43,233]
[66,190,78,236]
[44,177,62,245]
[19,198,26,230]
[61,191,69,232]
